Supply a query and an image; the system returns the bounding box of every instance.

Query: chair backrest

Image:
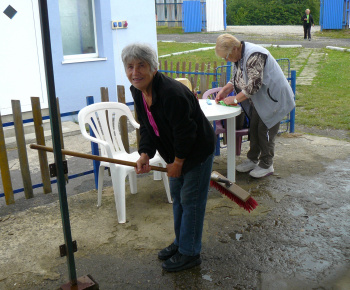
[78,102,140,156]
[202,87,222,100]
[175,78,192,91]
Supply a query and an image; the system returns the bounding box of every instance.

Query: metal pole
[290,70,296,133]
[38,0,77,285]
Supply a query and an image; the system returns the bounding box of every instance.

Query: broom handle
[29,144,168,173]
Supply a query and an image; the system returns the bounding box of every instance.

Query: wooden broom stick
[29,144,167,172]
[30,144,258,211]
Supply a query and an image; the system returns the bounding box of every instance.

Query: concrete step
[5,121,82,149]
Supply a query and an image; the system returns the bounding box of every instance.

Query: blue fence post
[86,96,100,189]
[223,0,227,30]
[289,70,296,133]
[226,61,232,83]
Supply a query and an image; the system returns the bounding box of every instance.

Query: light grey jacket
[231,42,295,129]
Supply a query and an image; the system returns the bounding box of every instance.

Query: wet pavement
[1,26,350,289]
[1,132,350,289]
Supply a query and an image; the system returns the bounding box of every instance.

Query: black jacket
[301,14,314,26]
[130,72,216,174]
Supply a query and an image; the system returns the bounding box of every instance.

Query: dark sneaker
[158,243,178,260]
[162,251,202,272]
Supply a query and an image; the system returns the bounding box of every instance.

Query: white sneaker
[249,165,274,178]
[236,159,258,173]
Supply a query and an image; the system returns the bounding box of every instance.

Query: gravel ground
[157,25,350,49]
[1,25,349,290]
[226,25,321,36]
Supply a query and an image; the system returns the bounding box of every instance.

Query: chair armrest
[79,129,114,158]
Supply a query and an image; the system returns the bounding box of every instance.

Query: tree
[226,0,320,25]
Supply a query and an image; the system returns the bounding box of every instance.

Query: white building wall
[111,0,158,103]
[0,0,47,115]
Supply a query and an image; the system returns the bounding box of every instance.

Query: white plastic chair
[202,87,249,156]
[202,87,226,135]
[78,102,172,223]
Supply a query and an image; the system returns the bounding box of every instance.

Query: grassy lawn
[315,29,350,39]
[296,49,350,130]
[157,26,184,34]
[158,42,215,56]
[157,42,350,131]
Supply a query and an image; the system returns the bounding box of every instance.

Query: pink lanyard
[142,94,159,136]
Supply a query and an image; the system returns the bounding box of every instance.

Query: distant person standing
[301,9,315,41]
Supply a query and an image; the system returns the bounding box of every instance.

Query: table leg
[226,117,236,182]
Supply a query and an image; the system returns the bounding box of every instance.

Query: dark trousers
[169,153,214,256]
[303,24,311,39]
[247,105,280,169]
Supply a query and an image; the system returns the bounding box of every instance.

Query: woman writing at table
[121,43,216,272]
[215,34,295,178]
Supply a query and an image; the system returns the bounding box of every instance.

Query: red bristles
[210,180,258,213]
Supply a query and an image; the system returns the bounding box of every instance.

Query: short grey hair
[215,34,241,57]
[121,43,158,72]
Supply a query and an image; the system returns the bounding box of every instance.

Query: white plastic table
[199,99,242,182]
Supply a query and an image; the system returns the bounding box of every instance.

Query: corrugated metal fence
[156,0,207,30]
[320,0,350,29]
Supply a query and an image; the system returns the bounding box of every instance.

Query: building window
[59,0,98,59]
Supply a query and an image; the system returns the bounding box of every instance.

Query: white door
[0,0,47,116]
[206,0,224,32]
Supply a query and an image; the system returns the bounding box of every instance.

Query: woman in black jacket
[121,43,216,272]
[301,9,315,40]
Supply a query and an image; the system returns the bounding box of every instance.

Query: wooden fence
[0,60,296,206]
[0,87,131,206]
[158,60,230,97]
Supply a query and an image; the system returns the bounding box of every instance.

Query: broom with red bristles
[30,144,258,212]
[210,171,258,212]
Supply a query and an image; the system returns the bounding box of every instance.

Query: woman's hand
[223,95,237,106]
[166,158,184,178]
[135,153,151,174]
[215,83,234,103]
[215,89,227,103]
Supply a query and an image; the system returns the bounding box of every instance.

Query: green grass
[295,49,350,130]
[315,29,350,39]
[158,43,303,89]
[157,42,350,131]
[158,42,215,56]
[157,26,184,34]
[158,43,227,88]
[266,47,302,63]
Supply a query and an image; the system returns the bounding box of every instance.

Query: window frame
[60,0,99,61]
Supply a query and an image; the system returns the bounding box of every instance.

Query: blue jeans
[169,153,214,256]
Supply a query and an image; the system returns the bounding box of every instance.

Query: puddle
[202,274,213,282]
[228,232,243,241]
[288,204,307,216]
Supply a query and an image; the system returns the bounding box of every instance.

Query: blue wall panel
[322,0,344,29]
[182,1,201,33]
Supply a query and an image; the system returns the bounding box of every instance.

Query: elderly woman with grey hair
[121,43,216,272]
[215,34,295,178]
